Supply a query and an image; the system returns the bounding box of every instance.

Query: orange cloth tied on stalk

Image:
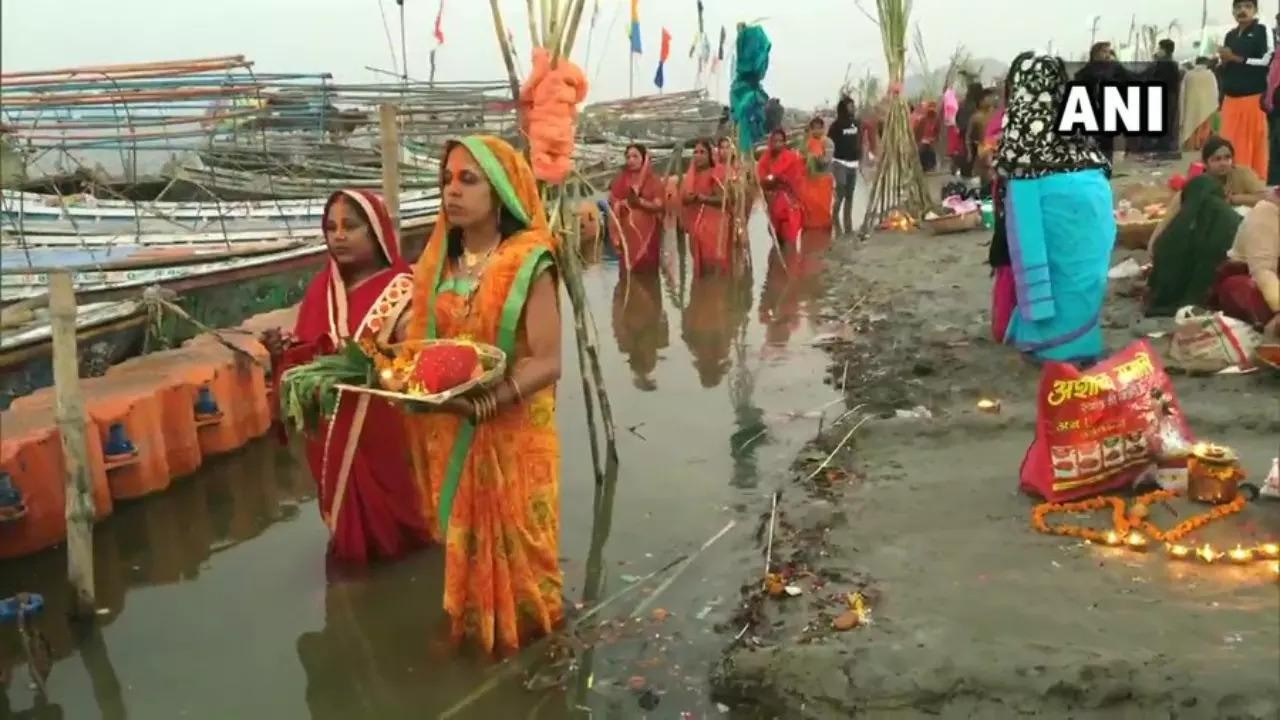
[519,47,589,184]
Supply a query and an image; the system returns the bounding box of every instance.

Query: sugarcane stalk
[487,0,523,106]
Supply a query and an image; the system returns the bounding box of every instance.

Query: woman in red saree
[608,143,665,273]
[681,139,729,275]
[278,189,430,564]
[798,117,835,230]
[756,128,806,247]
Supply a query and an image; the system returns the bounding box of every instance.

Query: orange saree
[799,136,835,230]
[681,164,730,276]
[404,137,562,656]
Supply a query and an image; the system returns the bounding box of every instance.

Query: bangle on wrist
[507,376,524,404]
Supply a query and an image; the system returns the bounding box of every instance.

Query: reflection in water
[610,272,669,391]
[681,273,753,389]
[758,230,831,349]
[0,441,313,717]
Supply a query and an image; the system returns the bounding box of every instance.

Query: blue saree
[1003,168,1115,363]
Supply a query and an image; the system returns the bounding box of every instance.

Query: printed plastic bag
[1168,306,1261,374]
[1020,340,1192,502]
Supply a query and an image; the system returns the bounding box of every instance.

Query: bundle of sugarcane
[488,0,617,481]
[856,0,931,237]
[279,341,375,433]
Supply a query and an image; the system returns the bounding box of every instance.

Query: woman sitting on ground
[1211,189,1280,339]
[1145,137,1261,316]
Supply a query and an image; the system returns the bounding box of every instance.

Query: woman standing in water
[997,52,1115,363]
[608,143,665,273]
[397,136,563,655]
[275,189,430,564]
[799,116,835,231]
[756,128,806,247]
[681,138,729,275]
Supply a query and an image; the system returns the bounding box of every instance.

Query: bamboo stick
[488,0,524,105]
[49,271,96,617]
[378,104,402,230]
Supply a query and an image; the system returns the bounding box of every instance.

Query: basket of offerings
[337,338,507,405]
[922,206,981,235]
[1114,203,1166,250]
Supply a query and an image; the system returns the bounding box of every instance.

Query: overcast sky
[0,0,1258,109]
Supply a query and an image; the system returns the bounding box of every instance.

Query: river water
[1,211,843,719]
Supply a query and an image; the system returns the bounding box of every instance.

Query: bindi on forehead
[446,147,480,172]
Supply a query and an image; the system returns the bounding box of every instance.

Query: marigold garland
[1031,489,1249,546]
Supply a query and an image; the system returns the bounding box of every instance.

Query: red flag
[433,0,445,45]
[659,27,671,62]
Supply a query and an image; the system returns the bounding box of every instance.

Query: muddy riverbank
[712,219,1280,718]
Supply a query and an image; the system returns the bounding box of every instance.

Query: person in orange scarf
[1217,0,1273,180]
[397,135,563,656]
[681,139,730,275]
[798,116,835,230]
[757,128,806,246]
[608,144,666,273]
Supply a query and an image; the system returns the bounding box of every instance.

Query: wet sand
[712,175,1280,718]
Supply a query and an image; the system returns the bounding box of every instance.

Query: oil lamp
[1227,545,1254,564]
[1196,544,1222,563]
[1166,543,1191,560]
[1258,542,1279,560]
[1125,531,1148,552]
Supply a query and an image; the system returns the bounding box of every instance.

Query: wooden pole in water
[49,270,96,617]
[378,104,401,238]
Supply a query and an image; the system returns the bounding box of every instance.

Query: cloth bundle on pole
[519,48,589,184]
[731,24,771,152]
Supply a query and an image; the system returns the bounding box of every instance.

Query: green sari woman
[1146,175,1242,316]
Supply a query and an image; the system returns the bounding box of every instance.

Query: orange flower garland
[1032,489,1250,547]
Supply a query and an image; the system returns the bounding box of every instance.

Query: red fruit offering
[412,344,480,393]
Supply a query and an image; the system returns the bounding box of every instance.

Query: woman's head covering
[314,189,405,344]
[432,135,547,240]
[409,135,556,340]
[997,52,1110,179]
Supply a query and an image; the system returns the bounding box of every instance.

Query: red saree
[282,189,429,564]
[609,165,665,272]
[756,148,805,246]
[681,164,730,276]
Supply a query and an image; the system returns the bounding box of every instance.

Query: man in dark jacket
[827,96,862,233]
[1144,39,1183,158]
[1074,42,1131,163]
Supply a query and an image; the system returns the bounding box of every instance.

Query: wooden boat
[0,298,147,410]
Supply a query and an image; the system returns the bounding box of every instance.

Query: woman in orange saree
[276,189,430,564]
[608,143,666,273]
[799,117,835,230]
[681,139,729,276]
[398,136,563,656]
[756,128,806,247]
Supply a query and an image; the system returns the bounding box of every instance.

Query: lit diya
[1258,542,1279,560]
[1125,531,1149,552]
[1196,544,1223,563]
[976,398,1001,414]
[1166,543,1192,560]
[1104,531,1121,546]
[1227,545,1254,564]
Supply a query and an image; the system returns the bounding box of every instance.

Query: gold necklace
[462,242,498,270]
